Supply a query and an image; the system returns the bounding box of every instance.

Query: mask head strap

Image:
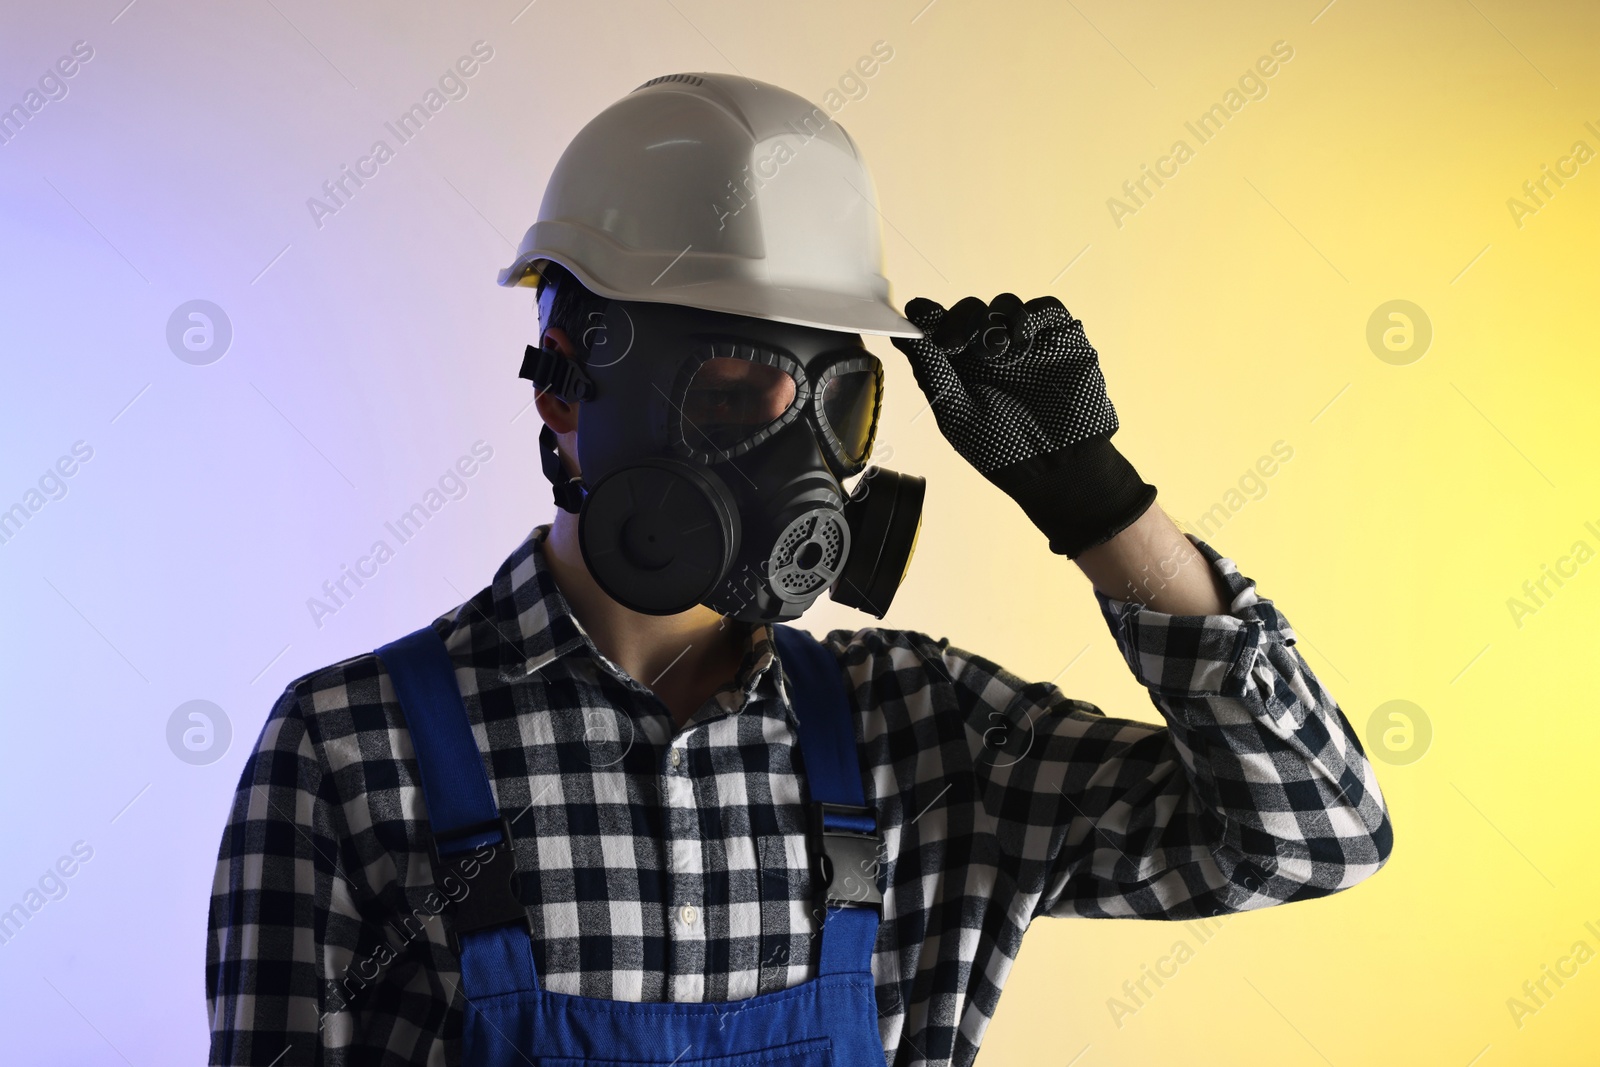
[525,276,600,515]
[518,343,596,404]
[538,425,587,514]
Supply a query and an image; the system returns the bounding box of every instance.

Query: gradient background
[2,1,1596,1063]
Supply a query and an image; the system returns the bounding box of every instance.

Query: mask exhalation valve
[769,510,850,604]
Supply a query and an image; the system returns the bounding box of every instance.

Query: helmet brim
[499,239,924,340]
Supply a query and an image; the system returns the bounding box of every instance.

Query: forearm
[1073,501,1231,615]
[1039,536,1394,913]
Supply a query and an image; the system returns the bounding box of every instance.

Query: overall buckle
[427,814,532,954]
[810,802,884,909]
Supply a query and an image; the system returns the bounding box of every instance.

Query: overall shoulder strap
[771,624,881,978]
[375,623,539,995]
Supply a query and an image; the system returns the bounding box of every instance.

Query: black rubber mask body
[547,299,923,623]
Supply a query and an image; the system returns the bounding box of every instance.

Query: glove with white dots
[892,293,1157,558]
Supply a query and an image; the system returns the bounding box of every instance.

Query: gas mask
[522,296,924,623]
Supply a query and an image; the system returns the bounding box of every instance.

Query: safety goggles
[665,340,883,478]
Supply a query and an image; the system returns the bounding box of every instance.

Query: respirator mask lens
[681,357,799,452]
[815,360,880,474]
[670,346,882,480]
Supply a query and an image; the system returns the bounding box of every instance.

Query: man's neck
[539,510,751,729]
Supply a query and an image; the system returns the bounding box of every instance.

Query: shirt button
[669,748,682,768]
[679,904,698,926]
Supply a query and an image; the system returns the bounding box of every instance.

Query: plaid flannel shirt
[207,524,1392,1066]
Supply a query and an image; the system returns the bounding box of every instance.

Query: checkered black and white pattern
[207,525,1392,1066]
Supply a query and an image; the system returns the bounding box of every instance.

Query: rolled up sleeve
[971,536,1393,921]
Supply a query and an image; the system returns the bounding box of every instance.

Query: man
[208,74,1392,1066]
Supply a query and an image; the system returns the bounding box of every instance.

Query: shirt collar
[472,524,783,710]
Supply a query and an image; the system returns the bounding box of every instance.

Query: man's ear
[533,326,580,436]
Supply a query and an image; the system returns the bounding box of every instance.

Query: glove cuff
[985,435,1158,559]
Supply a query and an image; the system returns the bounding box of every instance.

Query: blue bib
[375,623,885,1066]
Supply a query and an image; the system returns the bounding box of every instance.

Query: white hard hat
[497,72,921,338]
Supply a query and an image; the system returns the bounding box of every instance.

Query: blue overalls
[375,623,886,1066]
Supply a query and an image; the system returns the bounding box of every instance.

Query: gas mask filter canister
[521,298,924,623]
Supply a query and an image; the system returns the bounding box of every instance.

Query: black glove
[892,293,1157,558]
